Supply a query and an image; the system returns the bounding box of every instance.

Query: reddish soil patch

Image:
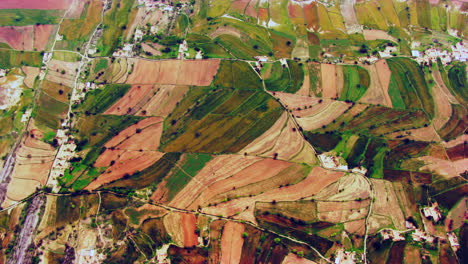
[244,0,259,17]
[104,117,163,149]
[203,167,344,223]
[104,84,155,115]
[167,245,208,264]
[22,66,40,88]
[321,64,338,98]
[0,0,73,9]
[274,92,321,110]
[126,59,220,86]
[167,155,261,209]
[181,213,198,247]
[282,253,317,264]
[230,0,250,14]
[410,172,433,184]
[85,150,164,190]
[33,24,55,51]
[0,26,33,50]
[304,2,319,31]
[220,222,245,264]
[446,143,466,161]
[288,2,303,18]
[136,85,189,117]
[258,8,269,24]
[190,159,293,207]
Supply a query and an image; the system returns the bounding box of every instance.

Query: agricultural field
[0,0,466,264]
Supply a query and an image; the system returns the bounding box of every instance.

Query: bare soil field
[387,126,441,142]
[220,222,244,264]
[295,101,350,131]
[0,0,73,9]
[22,66,40,88]
[445,197,466,231]
[46,59,80,87]
[313,173,371,201]
[344,219,366,235]
[431,71,455,130]
[167,155,261,209]
[321,64,340,98]
[33,24,55,50]
[86,150,164,190]
[317,200,369,223]
[443,134,467,148]
[296,66,311,96]
[190,158,294,207]
[141,43,162,56]
[359,61,393,107]
[370,179,406,231]
[136,85,189,117]
[163,212,185,247]
[104,117,163,149]
[363,30,397,41]
[274,92,321,110]
[126,59,220,86]
[209,27,241,39]
[0,26,33,50]
[340,0,361,33]
[104,84,155,115]
[202,167,344,223]
[418,156,468,178]
[288,2,304,18]
[181,213,198,247]
[282,253,317,264]
[241,112,316,164]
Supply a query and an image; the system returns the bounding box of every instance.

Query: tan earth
[359,60,393,107]
[220,222,245,264]
[104,84,155,115]
[136,85,189,117]
[22,66,40,88]
[363,29,397,41]
[181,213,198,247]
[321,64,339,98]
[418,156,468,178]
[282,253,318,264]
[431,70,457,130]
[295,101,350,131]
[370,179,406,231]
[166,155,262,209]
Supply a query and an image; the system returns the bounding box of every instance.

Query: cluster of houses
[411,41,467,64]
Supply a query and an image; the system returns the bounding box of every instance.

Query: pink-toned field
[0,0,73,9]
[202,167,344,223]
[104,84,155,115]
[321,64,343,98]
[282,253,317,264]
[220,222,245,264]
[241,112,316,164]
[181,213,198,247]
[136,85,189,117]
[165,155,262,208]
[85,117,165,190]
[126,59,220,86]
[0,25,54,51]
[359,60,393,107]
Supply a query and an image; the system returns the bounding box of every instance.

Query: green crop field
[0,50,42,68]
[447,62,467,103]
[0,9,61,26]
[79,84,131,114]
[387,57,434,117]
[339,65,370,102]
[99,0,135,56]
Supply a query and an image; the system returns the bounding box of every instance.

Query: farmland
[0,0,466,264]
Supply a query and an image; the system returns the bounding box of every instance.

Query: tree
[242,232,248,238]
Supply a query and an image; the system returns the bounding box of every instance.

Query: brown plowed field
[104,117,163,149]
[136,85,189,117]
[431,70,454,130]
[167,155,261,209]
[0,0,73,9]
[220,222,245,264]
[126,59,220,86]
[202,167,344,223]
[274,92,321,110]
[419,156,468,178]
[359,61,393,107]
[282,253,317,264]
[33,24,55,50]
[181,213,198,247]
[104,84,155,115]
[0,26,33,50]
[321,64,341,98]
[190,159,293,207]
[296,101,350,131]
[22,66,40,88]
[85,150,164,190]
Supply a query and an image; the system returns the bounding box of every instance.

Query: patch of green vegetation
[186,33,233,58]
[264,60,304,93]
[447,62,467,103]
[339,65,370,102]
[161,82,283,153]
[214,34,266,60]
[303,132,342,153]
[52,51,81,62]
[0,9,61,26]
[104,152,182,190]
[386,57,434,117]
[213,60,263,90]
[0,50,43,68]
[34,92,68,130]
[79,84,131,114]
[94,58,108,73]
[165,153,212,201]
[388,75,406,109]
[99,0,135,56]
